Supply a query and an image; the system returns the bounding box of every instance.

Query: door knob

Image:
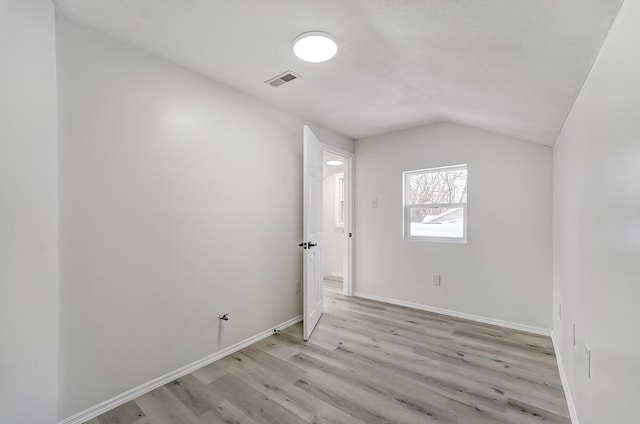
[298,242,307,249]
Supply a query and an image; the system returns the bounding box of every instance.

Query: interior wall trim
[58,314,303,424]
[551,331,580,424]
[354,291,552,336]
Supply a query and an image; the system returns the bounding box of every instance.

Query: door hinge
[298,242,307,249]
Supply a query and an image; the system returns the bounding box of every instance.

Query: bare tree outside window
[403,165,468,242]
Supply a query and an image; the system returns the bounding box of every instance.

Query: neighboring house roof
[422,207,463,224]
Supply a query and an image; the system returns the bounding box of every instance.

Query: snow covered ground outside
[410,220,463,238]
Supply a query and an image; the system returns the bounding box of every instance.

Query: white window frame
[402,164,468,244]
[335,172,344,228]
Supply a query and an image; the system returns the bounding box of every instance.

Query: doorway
[321,147,354,297]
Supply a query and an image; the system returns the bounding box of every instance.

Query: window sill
[404,236,467,244]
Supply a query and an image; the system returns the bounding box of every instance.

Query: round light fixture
[327,160,343,166]
[293,31,338,63]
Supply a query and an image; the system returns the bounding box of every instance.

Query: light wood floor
[87,281,569,424]
[323,277,343,294]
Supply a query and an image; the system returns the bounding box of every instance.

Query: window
[335,173,344,227]
[403,164,468,243]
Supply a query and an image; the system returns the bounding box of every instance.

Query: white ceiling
[53,0,623,146]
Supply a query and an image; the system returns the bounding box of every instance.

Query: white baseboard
[551,331,579,424]
[354,291,551,336]
[59,314,303,424]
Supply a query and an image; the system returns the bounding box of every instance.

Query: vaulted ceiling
[53,0,623,145]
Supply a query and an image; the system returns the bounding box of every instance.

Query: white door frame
[322,144,355,297]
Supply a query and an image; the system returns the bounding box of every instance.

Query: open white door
[302,126,323,341]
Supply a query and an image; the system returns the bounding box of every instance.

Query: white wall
[323,167,344,278]
[553,1,640,422]
[56,16,351,419]
[355,122,553,330]
[0,1,59,423]
[310,125,353,154]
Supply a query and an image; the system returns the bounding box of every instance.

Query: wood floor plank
[165,375,219,417]
[506,398,569,423]
[292,351,459,424]
[131,418,157,424]
[89,281,570,424]
[198,400,260,424]
[93,401,145,424]
[134,386,202,424]
[272,381,367,424]
[191,359,232,385]
[324,343,513,423]
[207,373,308,424]
[253,333,304,361]
[311,343,516,424]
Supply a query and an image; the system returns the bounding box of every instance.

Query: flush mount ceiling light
[293,31,338,63]
[327,160,343,166]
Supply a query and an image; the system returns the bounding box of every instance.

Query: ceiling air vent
[265,71,300,87]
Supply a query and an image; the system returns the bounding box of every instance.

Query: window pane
[335,174,345,227]
[409,207,464,238]
[406,167,467,205]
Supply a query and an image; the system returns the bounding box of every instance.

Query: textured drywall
[0,0,59,423]
[553,0,640,422]
[53,0,623,144]
[56,16,347,419]
[355,122,553,330]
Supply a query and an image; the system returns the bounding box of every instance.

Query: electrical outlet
[572,323,576,346]
[432,274,441,286]
[296,281,302,295]
[585,344,592,379]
